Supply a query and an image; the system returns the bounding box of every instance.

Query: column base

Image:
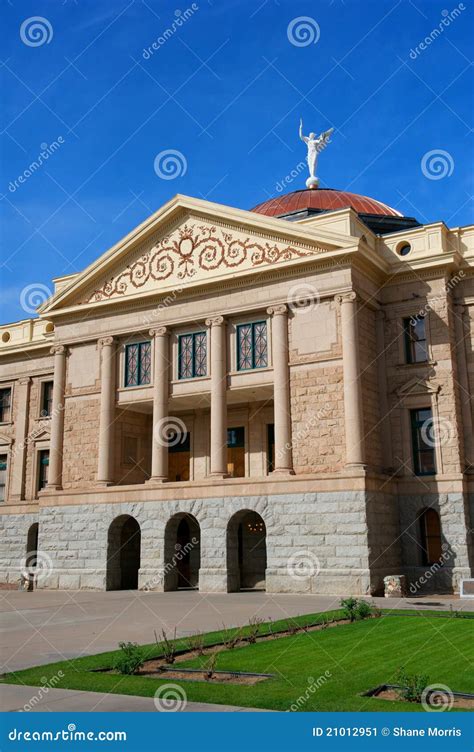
[95,480,114,488]
[146,476,168,484]
[271,468,295,476]
[44,483,62,491]
[208,472,230,480]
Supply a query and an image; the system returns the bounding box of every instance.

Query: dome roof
[251,188,402,218]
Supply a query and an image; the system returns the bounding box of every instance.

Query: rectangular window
[410,408,436,476]
[41,381,54,417]
[125,342,151,387]
[0,454,7,502]
[267,423,275,474]
[178,332,207,379]
[168,432,190,482]
[227,426,245,478]
[237,321,268,371]
[0,388,12,423]
[38,450,50,491]
[404,316,428,364]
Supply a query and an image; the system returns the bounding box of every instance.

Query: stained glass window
[178,332,207,379]
[237,321,268,371]
[125,342,151,387]
[0,388,11,423]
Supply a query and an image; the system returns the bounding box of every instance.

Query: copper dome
[251,188,402,218]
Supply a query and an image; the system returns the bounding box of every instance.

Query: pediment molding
[395,376,441,397]
[38,195,358,317]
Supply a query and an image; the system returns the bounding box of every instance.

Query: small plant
[340,597,373,622]
[285,619,299,636]
[155,629,176,664]
[372,607,383,619]
[187,632,205,655]
[114,642,144,675]
[221,625,241,650]
[204,651,218,680]
[246,616,264,644]
[395,667,429,703]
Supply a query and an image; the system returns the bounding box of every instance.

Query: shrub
[155,629,176,664]
[221,625,241,650]
[395,667,429,703]
[114,642,144,675]
[187,632,205,655]
[204,651,218,680]
[340,597,373,622]
[246,616,264,644]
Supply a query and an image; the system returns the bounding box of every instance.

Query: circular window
[1,331,11,343]
[397,242,412,257]
[45,322,54,333]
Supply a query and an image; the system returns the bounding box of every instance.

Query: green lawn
[2,611,473,711]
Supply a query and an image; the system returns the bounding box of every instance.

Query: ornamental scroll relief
[83,223,328,303]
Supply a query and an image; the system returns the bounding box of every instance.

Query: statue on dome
[299,119,334,189]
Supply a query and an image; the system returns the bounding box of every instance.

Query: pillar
[46,345,67,490]
[10,377,31,500]
[336,292,366,468]
[148,327,169,483]
[267,305,294,474]
[97,337,116,486]
[206,316,228,478]
[375,309,393,473]
[454,301,474,472]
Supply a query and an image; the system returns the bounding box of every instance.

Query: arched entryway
[26,523,39,568]
[227,510,266,592]
[106,515,141,591]
[164,513,201,591]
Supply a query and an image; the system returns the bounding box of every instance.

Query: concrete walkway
[0,684,267,713]
[1,589,471,674]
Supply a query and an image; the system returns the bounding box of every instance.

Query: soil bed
[365,684,474,710]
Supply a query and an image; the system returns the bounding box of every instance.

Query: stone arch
[106,515,141,591]
[227,509,267,592]
[163,512,201,591]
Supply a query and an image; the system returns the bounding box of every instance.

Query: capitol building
[1,151,473,595]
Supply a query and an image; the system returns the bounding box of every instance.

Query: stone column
[375,309,393,473]
[46,345,67,490]
[148,327,169,483]
[336,292,366,469]
[267,305,294,474]
[10,377,31,500]
[454,302,474,472]
[206,316,228,478]
[97,337,116,486]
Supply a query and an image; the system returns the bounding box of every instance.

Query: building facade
[1,188,473,595]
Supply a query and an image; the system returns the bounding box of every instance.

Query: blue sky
[1,0,473,323]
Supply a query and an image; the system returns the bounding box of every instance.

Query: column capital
[98,336,115,349]
[205,315,225,327]
[50,344,67,356]
[149,326,168,338]
[18,376,32,386]
[335,291,357,306]
[267,304,288,316]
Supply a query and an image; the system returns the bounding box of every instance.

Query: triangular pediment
[396,376,440,397]
[39,195,359,315]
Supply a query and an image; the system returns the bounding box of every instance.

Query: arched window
[419,508,442,565]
